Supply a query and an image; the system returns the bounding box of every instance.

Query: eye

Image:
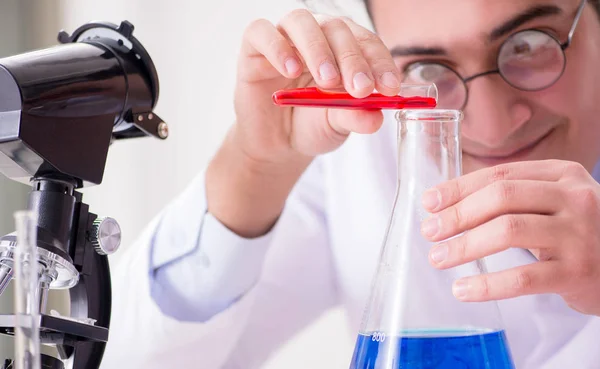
[501,30,557,60]
[402,62,467,109]
[513,42,532,55]
[404,63,450,82]
[498,29,565,90]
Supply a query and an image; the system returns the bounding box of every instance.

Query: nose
[462,75,533,149]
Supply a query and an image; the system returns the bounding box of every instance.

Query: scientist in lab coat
[102,0,600,368]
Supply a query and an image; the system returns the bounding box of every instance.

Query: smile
[465,128,555,165]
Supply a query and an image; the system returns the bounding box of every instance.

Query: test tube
[13,210,41,369]
[272,83,438,110]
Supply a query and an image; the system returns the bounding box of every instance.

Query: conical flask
[350,109,515,369]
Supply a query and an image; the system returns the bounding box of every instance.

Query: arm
[100,158,339,368]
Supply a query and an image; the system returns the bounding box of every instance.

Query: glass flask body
[350,109,515,369]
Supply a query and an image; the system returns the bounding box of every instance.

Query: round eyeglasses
[401,0,587,110]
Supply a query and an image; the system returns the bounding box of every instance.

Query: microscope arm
[57,198,112,368]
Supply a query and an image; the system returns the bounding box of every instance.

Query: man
[102,0,600,368]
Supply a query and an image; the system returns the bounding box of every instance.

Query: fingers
[428,214,561,269]
[421,180,563,241]
[319,17,375,97]
[424,160,571,212]
[242,11,400,98]
[452,261,565,302]
[278,9,342,89]
[341,18,402,96]
[241,18,304,82]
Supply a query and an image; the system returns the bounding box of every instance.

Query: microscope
[0,20,167,368]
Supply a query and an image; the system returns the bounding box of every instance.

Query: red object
[272,87,437,110]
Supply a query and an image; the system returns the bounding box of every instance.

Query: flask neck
[395,112,462,192]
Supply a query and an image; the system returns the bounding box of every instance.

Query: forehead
[369,0,575,47]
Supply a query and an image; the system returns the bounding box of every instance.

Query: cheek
[559,41,600,165]
[558,53,600,119]
[525,61,591,118]
[517,42,600,167]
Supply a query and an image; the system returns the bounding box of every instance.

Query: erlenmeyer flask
[350,109,515,369]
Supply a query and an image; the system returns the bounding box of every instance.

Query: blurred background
[0,0,373,368]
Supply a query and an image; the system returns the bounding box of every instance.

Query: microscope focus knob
[90,217,122,255]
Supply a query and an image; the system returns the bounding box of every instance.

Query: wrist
[206,127,311,238]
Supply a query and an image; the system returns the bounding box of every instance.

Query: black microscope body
[0,21,167,368]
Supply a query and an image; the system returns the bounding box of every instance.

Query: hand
[420,159,600,316]
[234,9,401,164]
[206,10,402,237]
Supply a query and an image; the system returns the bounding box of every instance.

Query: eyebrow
[389,4,563,58]
[490,4,562,41]
[389,46,447,57]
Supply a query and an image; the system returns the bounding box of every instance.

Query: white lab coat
[101,110,600,368]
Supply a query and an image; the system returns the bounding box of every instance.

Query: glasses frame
[402,0,587,110]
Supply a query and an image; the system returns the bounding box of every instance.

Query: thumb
[327,108,384,136]
[290,107,384,155]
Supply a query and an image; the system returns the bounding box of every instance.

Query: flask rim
[395,109,463,122]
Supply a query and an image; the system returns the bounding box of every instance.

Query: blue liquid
[349,329,515,369]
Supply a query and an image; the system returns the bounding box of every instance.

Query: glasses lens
[498,30,566,90]
[402,63,467,109]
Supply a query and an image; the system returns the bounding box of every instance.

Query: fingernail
[285,58,301,75]
[421,216,440,238]
[453,280,470,300]
[319,61,337,81]
[430,243,448,264]
[353,72,373,90]
[422,188,441,210]
[380,72,400,89]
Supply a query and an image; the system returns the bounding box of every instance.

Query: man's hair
[300,0,600,30]
[361,1,600,23]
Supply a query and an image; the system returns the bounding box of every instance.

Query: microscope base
[0,313,108,344]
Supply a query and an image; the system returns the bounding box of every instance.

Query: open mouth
[465,128,555,165]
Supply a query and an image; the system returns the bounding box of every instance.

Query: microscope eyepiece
[0,20,166,187]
